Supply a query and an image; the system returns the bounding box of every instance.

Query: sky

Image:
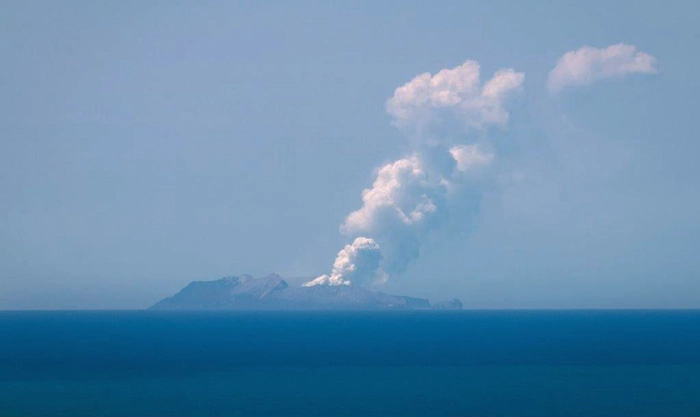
[1,1,699,309]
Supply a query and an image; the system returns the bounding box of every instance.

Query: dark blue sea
[1,310,700,416]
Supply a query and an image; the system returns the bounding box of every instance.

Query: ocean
[1,310,699,416]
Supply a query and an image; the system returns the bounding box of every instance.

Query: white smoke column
[303,237,383,287]
[305,60,523,287]
[340,153,444,275]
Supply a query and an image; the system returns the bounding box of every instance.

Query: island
[149,273,462,310]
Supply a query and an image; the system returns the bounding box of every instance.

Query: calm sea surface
[1,310,699,416]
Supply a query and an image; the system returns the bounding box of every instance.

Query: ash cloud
[305,60,523,287]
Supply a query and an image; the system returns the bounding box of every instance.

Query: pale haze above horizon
[1,1,699,309]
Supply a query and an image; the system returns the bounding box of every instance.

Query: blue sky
[1,1,699,309]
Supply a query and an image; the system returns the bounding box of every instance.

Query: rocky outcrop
[431,298,463,310]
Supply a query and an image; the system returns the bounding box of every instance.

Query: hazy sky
[2,1,699,309]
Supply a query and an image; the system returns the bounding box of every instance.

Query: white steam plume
[303,237,383,287]
[305,60,523,287]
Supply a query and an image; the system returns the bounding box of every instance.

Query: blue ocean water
[1,310,699,416]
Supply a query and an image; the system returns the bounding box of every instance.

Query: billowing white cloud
[303,237,383,287]
[386,61,524,134]
[547,43,658,93]
[338,155,447,275]
[309,59,523,287]
[342,155,440,236]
